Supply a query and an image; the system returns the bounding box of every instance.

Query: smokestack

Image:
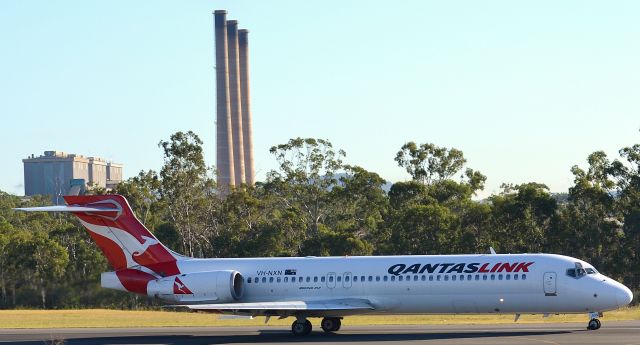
[227,20,245,186]
[214,10,235,192]
[238,29,255,185]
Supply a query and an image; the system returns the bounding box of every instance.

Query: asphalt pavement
[1,321,639,345]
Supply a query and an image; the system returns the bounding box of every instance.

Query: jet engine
[147,270,244,303]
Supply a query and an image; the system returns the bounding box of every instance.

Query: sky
[1,1,639,198]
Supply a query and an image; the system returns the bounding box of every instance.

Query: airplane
[16,194,634,336]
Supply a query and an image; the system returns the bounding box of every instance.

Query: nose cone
[616,284,633,307]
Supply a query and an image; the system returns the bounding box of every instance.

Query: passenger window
[398,276,402,281]
[444,275,449,281]
[329,276,334,282]
[376,276,380,282]
[284,277,288,283]
[269,277,274,283]
[491,275,495,280]
[514,274,518,280]
[475,275,479,281]
[437,275,441,281]
[414,275,419,281]
[460,275,464,281]
[467,274,472,280]
[498,274,503,280]
[452,275,456,281]
[361,276,365,281]
[298,277,303,282]
[391,276,396,281]
[262,277,266,283]
[321,276,326,283]
[506,274,510,280]
[383,276,388,282]
[353,276,358,282]
[522,274,526,280]
[337,276,342,282]
[483,275,487,281]
[429,276,434,281]
[345,275,350,282]
[248,277,252,283]
[277,277,281,283]
[314,276,318,282]
[421,275,426,281]
[369,276,373,282]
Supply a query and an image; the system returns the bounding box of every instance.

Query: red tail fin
[62,195,181,276]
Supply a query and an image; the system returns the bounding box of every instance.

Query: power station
[214,10,255,194]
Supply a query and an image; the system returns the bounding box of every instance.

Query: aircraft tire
[292,320,312,336]
[587,319,600,330]
[321,317,341,332]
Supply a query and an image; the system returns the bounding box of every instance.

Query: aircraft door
[327,272,336,289]
[543,272,557,296]
[343,272,352,289]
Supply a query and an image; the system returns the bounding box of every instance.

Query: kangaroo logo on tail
[133,236,160,257]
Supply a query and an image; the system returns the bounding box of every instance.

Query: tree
[158,131,217,257]
[395,142,486,195]
[609,142,640,287]
[387,203,458,255]
[21,232,69,308]
[266,138,345,241]
[552,151,621,275]
[490,183,558,253]
[395,142,466,184]
[324,166,388,254]
[115,170,164,230]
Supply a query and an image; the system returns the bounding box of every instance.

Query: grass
[0,307,638,329]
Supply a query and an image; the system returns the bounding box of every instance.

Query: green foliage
[158,131,217,257]
[395,142,466,184]
[266,137,345,240]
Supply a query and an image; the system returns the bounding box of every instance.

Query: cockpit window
[567,263,598,279]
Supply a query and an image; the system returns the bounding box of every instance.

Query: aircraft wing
[174,298,375,316]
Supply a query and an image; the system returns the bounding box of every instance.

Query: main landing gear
[320,317,342,333]
[291,317,342,336]
[291,319,312,336]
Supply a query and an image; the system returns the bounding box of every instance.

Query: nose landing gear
[587,318,601,330]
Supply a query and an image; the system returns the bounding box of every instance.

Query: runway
[1,321,639,345]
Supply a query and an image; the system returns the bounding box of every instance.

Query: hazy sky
[1,1,639,198]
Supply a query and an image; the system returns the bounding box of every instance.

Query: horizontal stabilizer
[14,205,118,213]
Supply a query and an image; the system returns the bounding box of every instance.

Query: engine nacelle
[147,270,244,303]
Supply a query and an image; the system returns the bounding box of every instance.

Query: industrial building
[214,10,255,194]
[23,151,123,204]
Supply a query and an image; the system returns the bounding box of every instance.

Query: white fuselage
[169,253,632,315]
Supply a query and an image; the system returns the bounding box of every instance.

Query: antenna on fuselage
[489,247,497,255]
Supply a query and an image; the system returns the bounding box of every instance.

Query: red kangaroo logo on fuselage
[173,277,193,294]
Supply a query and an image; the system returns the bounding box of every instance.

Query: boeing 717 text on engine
[16,195,633,336]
